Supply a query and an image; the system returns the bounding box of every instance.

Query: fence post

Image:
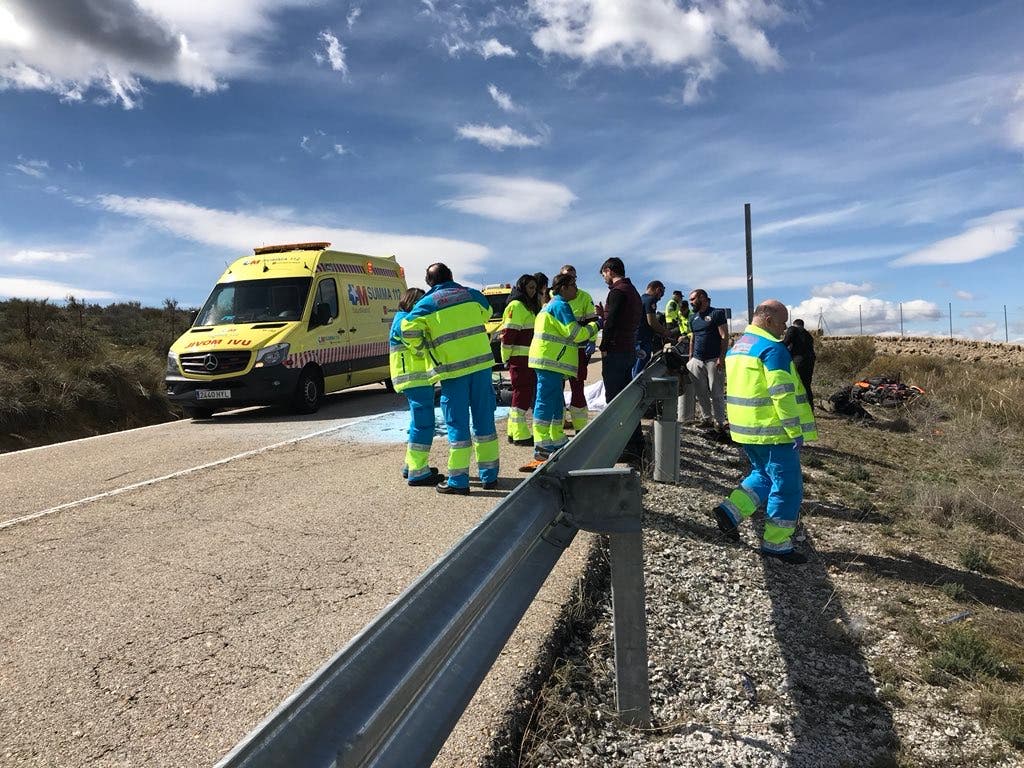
[859,304,863,335]
[1005,305,1009,343]
[949,302,953,338]
[563,468,650,726]
[899,303,904,337]
[651,376,680,484]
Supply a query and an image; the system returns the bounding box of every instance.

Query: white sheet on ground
[565,379,607,411]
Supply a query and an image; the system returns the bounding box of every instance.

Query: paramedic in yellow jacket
[402,263,498,495]
[390,287,441,487]
[520,272,599,472]
[500,274,541,446]
[559,264,599,432]
[712,299,818,564]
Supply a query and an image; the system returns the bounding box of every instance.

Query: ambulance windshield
[195,277,313,326]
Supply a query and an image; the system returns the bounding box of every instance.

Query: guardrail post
[650,376,680,484]
[562,468,650,726]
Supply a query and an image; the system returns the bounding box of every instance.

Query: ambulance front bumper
[165,366,303,408]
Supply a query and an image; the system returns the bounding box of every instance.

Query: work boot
[408,470,444,487]
[712,506,740,542]
[519,458,546,473]
[481,480,499,490]
[512,437,535,447]
[761,549,808,565]
[435,480,470,496]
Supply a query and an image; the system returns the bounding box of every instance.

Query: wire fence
[722,302,1024,345]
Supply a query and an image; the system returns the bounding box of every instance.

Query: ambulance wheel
[183,406,214,420]
[293,368,323,414]
[384,377,395,393]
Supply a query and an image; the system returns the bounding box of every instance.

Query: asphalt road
[0,383,593,767]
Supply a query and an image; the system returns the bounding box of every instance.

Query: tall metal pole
[948,302,953,338]
[859,304,863,335]
[899,303,904,337]
[744,203,754,323]
[1005,305,1009,342]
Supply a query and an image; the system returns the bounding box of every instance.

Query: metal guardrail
[216,357,678,768]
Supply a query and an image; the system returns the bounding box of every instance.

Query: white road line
[2,418,187,457]
[0,413,392,531]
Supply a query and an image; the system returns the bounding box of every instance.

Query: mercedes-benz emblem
[203,354,219,372]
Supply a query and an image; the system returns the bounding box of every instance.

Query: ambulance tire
[293,367,323,414]
[183,406,214,420]
[384,377,395,393]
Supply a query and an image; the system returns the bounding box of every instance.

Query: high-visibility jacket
[677,314,690,337]
[665,298,682,325]
[500,299,536,364]
[725,324,818,445]
[528,295,598,377]
[568,288,598,326]
[389,310,435,393]
[401,281,494,381]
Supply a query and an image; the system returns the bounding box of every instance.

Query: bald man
[712,299,818,564]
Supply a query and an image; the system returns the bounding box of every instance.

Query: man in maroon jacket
[598,257,643,451]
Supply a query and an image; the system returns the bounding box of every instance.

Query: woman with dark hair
[500,274,541,445]
[389,287,441,486]
[533,271,550,306]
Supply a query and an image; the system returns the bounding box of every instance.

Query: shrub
[959,543,996,574]
[815,337,877,384]
[931,626,1004,680]
[978,683,1024,748]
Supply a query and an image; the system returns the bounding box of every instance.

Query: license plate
[196,389,231,400]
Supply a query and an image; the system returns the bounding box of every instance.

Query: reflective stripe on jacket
[389,310,435,392]
[528,295,598,377]
[725,324,818,445]
[500,299,536,364]
[401,281,494,381]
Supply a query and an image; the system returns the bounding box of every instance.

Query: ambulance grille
[180,350,252,375]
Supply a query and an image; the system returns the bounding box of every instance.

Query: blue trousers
[403,385,436,481]
[722,443,803,553]
[533,368,567,458]
[440,368,498,488]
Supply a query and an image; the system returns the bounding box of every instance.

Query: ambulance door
[309,276,351,393]
[344,273,394,386]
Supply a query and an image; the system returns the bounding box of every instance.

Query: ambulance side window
[313,278,339,327]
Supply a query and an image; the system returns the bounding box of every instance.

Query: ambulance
[166,242,407,419]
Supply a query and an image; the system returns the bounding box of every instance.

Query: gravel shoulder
[506,418,1024,768]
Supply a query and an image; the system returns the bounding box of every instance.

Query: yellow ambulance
[166,242,407,419]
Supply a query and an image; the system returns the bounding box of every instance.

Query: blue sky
[2,0,1022,339]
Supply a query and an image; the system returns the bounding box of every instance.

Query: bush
[931,626,1004,680]
[978,683,1024,748]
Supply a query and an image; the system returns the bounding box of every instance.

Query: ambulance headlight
[166,351,180,375]
[255,342,290,368]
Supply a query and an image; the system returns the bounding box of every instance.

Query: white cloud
[487,83,519,112]
[94,194,491,283]
[811,281,874,297]
[346,6,362,29]
[3,249,87,264]
[0,276,115,300]
[0,0,310,107]
[479,38,516,58]
[12,157,48,178]
[528,0,785,101]
[893,207,1024,266]
[756,203,865,236]
[440,174,576,223]
[960,309,986,318]
[647,247,751,292]
[955,290,975,301]
[789,295,941,334]
[455,123,547,150]
[332,144,348,156]
[315,29,348,77]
